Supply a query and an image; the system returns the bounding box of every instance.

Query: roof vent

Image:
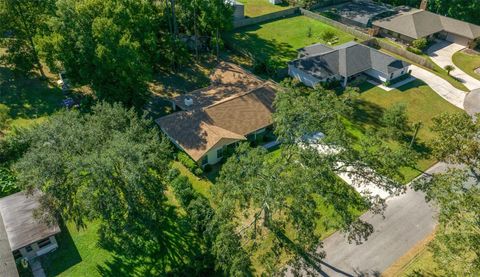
[184,97,193,107]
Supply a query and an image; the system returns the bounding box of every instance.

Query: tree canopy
[413,112,480,275]
[12,102,173,254]
[209,83,416,274]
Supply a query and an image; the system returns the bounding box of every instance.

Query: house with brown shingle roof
[156,62,277,166]
[372,8,480,48]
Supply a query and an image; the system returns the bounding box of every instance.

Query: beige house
[157,63,276,166]
[373,8,480,48]
[0,191,60,263]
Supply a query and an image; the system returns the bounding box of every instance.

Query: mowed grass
[453,51,480,81]
[237,0,290,18]
[226,16,356,63]
[0,67,63,130]
[351,80,463,181]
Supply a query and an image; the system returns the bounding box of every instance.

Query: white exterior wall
[288,65,321,88]
[365,67,409,82]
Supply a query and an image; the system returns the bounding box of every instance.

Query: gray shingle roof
[373,9,480,40]
[289,42,409,79]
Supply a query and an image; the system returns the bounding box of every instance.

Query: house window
[37,237,51,248]
[25,245,33,252]
[201,156,208,166]
[13,250,21,260]
[390,73,394,79]
[217,148,224,160]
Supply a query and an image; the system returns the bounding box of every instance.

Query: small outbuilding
[0,191,60,262]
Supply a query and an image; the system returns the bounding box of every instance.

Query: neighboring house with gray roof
[373,8,480,48]
[288,41,410,87]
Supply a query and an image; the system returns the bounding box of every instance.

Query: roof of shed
[0,191,60,251]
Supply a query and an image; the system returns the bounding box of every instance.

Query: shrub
[321,31,336,43]
[194,167,204,176]
[407,46,423,55]
[383,81,391,87]
[167,168,180,181]
[0,104,10,130]
[187,197,215,233]
[177,152,197,171]
[203,164,212,173]
[171,175,197,207]
[0,167,19,197]
[412,38,428,51]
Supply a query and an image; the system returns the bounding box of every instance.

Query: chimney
[184,97,193,107]
[420,0,428,10]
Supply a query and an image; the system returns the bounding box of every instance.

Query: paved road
[427,41,480,91]
[287,163,452,277]
[409,65,466,109]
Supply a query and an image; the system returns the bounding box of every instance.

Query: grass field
[453,51,480,81]
[352,80,463,181]
[237,0,290,18]
[226,15,356,64]
[0,67,63,131]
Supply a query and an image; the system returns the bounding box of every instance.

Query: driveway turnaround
[427,41,480,91]
[286,163,452,277]
[410,65,466,109]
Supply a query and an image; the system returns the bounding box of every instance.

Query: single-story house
[288,41,410,87]
[372,8,480,48]
[322,0,395,28]
[156,63,277,166]
[0,191,60,264]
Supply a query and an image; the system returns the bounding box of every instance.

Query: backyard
[237,0,290,18]
[0,67,64,131]
[225,15,357,64]
[452,50,480,81]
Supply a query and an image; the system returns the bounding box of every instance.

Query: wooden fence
[233,7,300,29]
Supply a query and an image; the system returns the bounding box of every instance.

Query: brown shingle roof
[373,9,480,40]
[0,191,60,251]
[157,85,276,162]
[173,62,264,110]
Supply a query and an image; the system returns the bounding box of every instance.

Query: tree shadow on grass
[40,221,82,276]
[0,67,63,122]
[96,204,210,276]
[225,26,298,65]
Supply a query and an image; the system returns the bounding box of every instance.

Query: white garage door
[445,33,470,46]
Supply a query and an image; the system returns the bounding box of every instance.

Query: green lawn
[0,67,63,131]
[237,0,290,18]
[453,51,480,81]
[352,80,463,181]
[226,15,357,64]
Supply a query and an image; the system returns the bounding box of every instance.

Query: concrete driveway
[427,41,480,91]
[409,65,466,109]
[285,163,453,277]
[465,89,480,117]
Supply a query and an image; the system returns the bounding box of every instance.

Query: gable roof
[157,85,276,162]
[0,191,60,252]
[173,62,264,110]
[373,9,480,40]
[289,42,409,79]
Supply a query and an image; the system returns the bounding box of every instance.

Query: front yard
[352,79,463,181]
[225,15,357,64]
[453,50,480,81]
[237,0,290,18]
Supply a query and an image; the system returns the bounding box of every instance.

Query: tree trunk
[216,28,220,60]
[13,2,46,79]
[170,0,178,37]
[410,122,422,148]
[194,4,199,60]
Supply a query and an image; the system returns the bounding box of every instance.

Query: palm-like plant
[444,65,455,75]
